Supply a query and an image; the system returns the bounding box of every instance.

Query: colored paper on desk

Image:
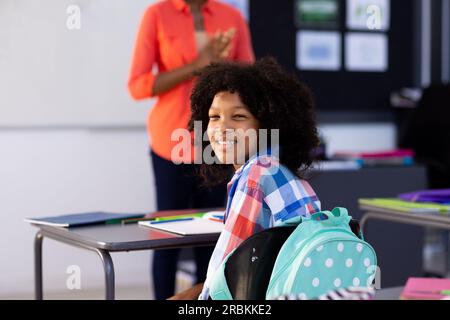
[401,277,450,300]
[333,149,414,159]
[398,189,450,204]
[154,213,205,221]
[24,212,146,228]
[202,210,225,221]
[358,198,450,213]
[139,217,224,235]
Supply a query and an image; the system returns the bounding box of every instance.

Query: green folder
[358,198,450,214]
[154,213,206,221]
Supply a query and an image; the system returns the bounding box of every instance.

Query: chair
[223,219,362,300]
[400,84,450,188]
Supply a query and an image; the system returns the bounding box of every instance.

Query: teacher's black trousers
[149,149,227,300]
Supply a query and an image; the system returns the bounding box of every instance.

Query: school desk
[374,286,404,300]
[360,204,450,281]
[310,165,428,287]
[29,208,223,300]
[360,204,450,234]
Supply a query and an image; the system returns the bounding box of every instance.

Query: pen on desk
[148,217,194,224]
[121,217,154,225]
[122,214,202,224]
[155,214,202,221]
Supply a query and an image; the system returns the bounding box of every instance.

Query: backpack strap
[311,207,351,226]
[209,249,236,300]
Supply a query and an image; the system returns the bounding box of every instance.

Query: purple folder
[398,189,450,204]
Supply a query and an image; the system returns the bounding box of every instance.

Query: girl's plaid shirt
[199,151,321,299]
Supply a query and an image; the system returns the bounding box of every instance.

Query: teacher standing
[128,0,254,300]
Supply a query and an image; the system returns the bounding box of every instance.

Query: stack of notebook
[332,149,414,167]
[358,198,450,214]
[138,211,225,235]
[24,212,146,227]
[359,189,450,214]
[398,189,450,204]
[401,278,450,300]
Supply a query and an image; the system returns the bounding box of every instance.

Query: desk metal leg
[34,231,44,300]
[96,249,115,300]
[360,214,370,238]
[35,229,116,300]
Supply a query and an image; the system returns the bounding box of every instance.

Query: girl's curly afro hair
[188,56,319,186]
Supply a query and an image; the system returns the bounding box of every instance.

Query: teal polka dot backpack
[265,207,378,300]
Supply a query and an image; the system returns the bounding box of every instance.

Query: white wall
[0,123,396,298]
[318,122,397,157]
[0,128,155,298]
[0,0,151,127]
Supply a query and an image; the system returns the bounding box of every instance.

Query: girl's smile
[207,91,260,170]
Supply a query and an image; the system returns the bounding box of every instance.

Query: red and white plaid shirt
[199,152,321,299]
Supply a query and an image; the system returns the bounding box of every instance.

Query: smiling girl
[172,57,321,300]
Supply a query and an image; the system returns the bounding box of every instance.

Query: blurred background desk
[310,165,427,288]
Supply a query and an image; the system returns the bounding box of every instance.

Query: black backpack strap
[224,226,296,300]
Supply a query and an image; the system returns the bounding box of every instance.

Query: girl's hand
[167,282,205,300]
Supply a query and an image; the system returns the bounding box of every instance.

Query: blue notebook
[24,212,146,228]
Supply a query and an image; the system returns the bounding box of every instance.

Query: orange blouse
[128,0,255,162]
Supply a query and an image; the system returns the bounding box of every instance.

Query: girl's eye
[233,114,247,119]
[209,115,219,120]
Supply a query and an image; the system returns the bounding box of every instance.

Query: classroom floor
[4,268,195,300]
[4,244,449,300]
[5,286,152,300]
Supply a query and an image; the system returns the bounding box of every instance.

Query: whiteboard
[0,0,155,127]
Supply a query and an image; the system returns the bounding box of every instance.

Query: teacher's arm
[128,7,232,99]
[150,62,199,97]
[151,31,233,96]
[127,6,195,99]
[127,6,159,100]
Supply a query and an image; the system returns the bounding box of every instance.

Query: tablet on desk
[139,217,224,235]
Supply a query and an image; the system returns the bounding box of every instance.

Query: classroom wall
[319,122,396,157]
[0,0,151,127]
[0,128,155,298]
[0,123,395,298]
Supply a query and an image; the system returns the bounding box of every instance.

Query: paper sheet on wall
[345,33,388,72]
[347,0,390,31]
[296,31,341,71]
[294,0,340,28]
